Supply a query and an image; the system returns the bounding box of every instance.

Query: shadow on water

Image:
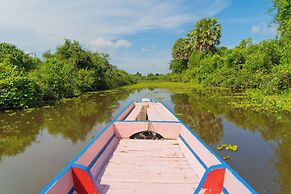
[0,88,290,193]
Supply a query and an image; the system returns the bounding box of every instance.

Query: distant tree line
[0,39,135,110]
[165,0,290,94]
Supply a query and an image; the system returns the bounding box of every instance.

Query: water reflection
[0,88,290,193]
[0,90,129,160]
[172,94,224,144]
[0,110,44,160]
[171,91,291,194]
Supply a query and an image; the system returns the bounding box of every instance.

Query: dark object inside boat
[130,131,163,140]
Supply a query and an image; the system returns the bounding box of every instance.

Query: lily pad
[225,144,238,151]
[216,144,227,151]
[217,144,238,152]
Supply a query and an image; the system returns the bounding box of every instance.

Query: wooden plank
[99,183,197,194]
[136,105,148,120]
[96,139,200,194]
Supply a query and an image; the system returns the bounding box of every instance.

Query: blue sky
[0,0,276,74]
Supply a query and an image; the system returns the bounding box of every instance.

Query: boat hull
[41,100,257,194]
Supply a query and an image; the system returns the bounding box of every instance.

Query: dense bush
[0,62,41,109]
[0,43,40,71]
[31,58,79,100]
[0,40,135,110]
[169,17,290,95]
[183,39,290,93]
[168,0,290,94]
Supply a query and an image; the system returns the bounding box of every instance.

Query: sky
[0,0,277,74]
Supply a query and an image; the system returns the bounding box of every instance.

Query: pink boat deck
[96,139,200,194]
[42,99,256,194]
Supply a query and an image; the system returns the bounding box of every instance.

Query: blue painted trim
[160,102,257,194]
[194,164,225,194]
[88,134,115,169]
[41,101,135,194]
[114,120,180,123]
[179,135,207,169]
[223,187,230,194]
[68,187,74,194]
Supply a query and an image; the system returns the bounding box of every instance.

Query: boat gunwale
[160,102,257,194]
[41,99,257,194]
[41,100,135,194]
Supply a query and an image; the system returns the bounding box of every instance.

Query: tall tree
[272,0,291,62]
[172,38,192,60]
[188,18,222,52]
[272,0,291,42]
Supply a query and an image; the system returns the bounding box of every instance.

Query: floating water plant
[217,144,238,151]
[226,144,238,151]
[217,144,227,151]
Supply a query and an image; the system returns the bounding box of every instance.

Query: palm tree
[172,38,192,60]
[188,18,222,52]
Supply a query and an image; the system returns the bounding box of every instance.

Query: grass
[123,81,291,113]
[122,81,227,92]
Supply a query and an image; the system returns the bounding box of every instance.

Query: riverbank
[122,81,291,113]
[1,81,290,113]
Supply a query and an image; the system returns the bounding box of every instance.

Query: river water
[0,88,290,194]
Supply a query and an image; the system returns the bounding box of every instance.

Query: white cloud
[92,38,132,50]
[0,0,229,49]
[250,23,277,35]
[0,0,230,73]
[111,51,171,74]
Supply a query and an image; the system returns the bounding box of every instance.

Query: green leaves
[217,144,238,151]
[187,18,222,52]
[217,143,238,161]
[0,40,134,111]
[0,43,39,71]
[172,38,192,60]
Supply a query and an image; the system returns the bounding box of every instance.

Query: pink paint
[46,170,73,194]
[178,138,205,177]
[179,124,221,168]
[125,104,142,120]
[97,139,199,194]
[75,124,115,167]
[224,169,253,194]
[114,122,180,139]
[116,103,135,120]
[90,137,119,180]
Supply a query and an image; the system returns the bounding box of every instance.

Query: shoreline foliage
[0,40,135,110]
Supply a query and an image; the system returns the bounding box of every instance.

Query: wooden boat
[41,98,256,194]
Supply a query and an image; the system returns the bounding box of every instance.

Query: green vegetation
[123,82,291,112]
[0,0,289,113]
[217,144,238,151]
[0,40,135,110]
[161,0,290,112]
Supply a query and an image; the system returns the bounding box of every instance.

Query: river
[0,88,290,193]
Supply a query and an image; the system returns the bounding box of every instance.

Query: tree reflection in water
[172,94,224,145]
[171,91,291,194]
[0,90,129,159]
